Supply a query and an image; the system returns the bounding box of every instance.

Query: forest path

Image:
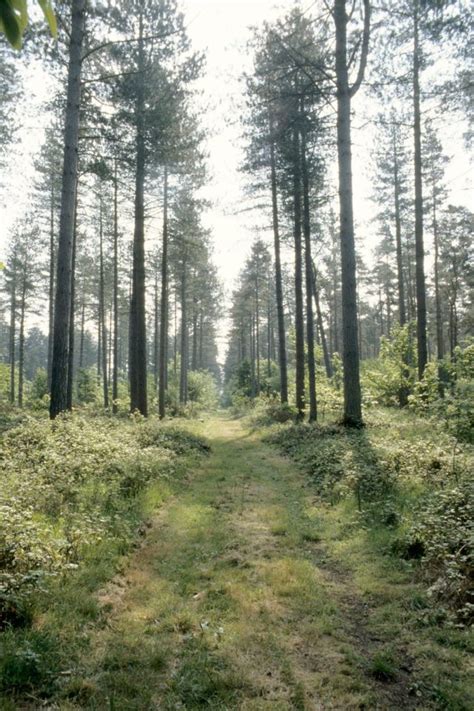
[71,415,412,710]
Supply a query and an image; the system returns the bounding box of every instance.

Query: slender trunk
[250,315,256,398]
[432,185,444,361]
[293,128,305,418]
[255,258,261,395]
[47,177,55,391]
[192,295,198,371]
[50,0,86,419]
[18,271,26,408]
[301,124,317,421]
[66,189,78,410]
[113,161,119,413]
[99,198,109,408]
[79,294,85,369]
[9,270,16,405]
[179,265,187,402]
[269,118,288,403]
[179,259,188,404]
[154,269,159,394]
[158,168,169,418]
[335,0,363,425]
[129,11,148,416]
[413,2,428,379]
[198,309,203,369]
[393,130,406,327]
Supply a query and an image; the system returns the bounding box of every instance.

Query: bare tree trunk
[301,125,317,421]
[47,177,55,391]
[334,0,370,426]
[50,0,86,419]
[158,168,169,419]
[129,10,148,416]
[293,128,305,418]
[99,197,109,408]
[179,260,188,404]
[154,269,159,395]
[269,118,288,403]
[112,160,119,413]
[66,190,78,410]
[192,294,198,371]
[413,1,428,379]
[79,294,85,369]
[392,129,406,327]
[9,267,16,405]
[255,257,261,395]
[18,269,26,408]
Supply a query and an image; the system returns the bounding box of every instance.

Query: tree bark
[334,0,369,426]
[47,177,55,391]
[50,0,86,419]
[292,128,305,418]
[179,258,188,404]
[269,119,288,403]
[66,189,78,411]
[99,197,109,408]
[9,265,16,405]
[18,268,26,408]
[413,1,428,379]
[301,124,317,421]
[112,160,119,413]
[158,168,169,419]
[129,10,148,416]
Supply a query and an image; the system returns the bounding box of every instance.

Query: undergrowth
[0,413,210,631]
[264,408,474,624]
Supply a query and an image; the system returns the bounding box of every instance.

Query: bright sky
[0,0,472,361]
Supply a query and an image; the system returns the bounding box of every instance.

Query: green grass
[1,411,472,709]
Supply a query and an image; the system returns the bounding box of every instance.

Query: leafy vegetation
[0,412,210,630]
[264,406,473,625]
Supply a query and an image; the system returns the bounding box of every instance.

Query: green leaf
[37,0,56,38]
[0,0,22,48]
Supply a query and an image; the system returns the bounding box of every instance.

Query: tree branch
[349,0,371,98]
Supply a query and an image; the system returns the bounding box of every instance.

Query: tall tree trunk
[99,197,109,408]
[9,267,16,405]
[334,0,369,426]
[158,168,169,419]
[154,269,159,394]
[413,1,428,379]
[18,270,26,408]
[79,293,85,369]
[50,0,86,419]
[179,259,188,404]
[433,214,443,359]
[198,309,203,369]
[269,118,288,403]
[301,124,317,422]
[129,10,148,416]
[293,128,305,418]
[392,129,406,327]
[112,160,119,413]
[47,177,55,391]
[255,257,261,395]
[191,295,198,371]
[66,190,78,411]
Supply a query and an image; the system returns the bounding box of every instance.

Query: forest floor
[10,413,472,710]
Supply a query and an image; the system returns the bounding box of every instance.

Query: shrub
[0,415,209,626]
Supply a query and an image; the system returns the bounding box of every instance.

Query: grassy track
[21,414,471,710]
